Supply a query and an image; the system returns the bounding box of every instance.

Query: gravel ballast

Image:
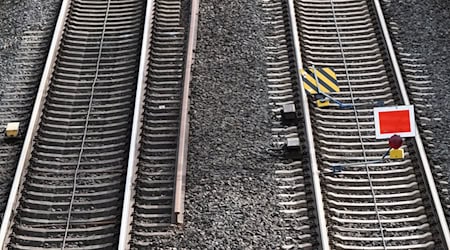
[0,0,59,81]
[174,0,283,248]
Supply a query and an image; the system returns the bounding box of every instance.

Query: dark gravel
[178,0,282,248]
[0,0,58,79]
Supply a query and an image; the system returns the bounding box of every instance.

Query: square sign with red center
[374,105,416,139]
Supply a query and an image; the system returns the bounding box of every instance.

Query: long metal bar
[173,0,200,225]
[118,0,154,249]
[372,0,450,245]
[0,0,72,247]
[286,0,330,249]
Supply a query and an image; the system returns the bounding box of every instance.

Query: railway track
[293,0,450,248]
[0,0,197,248]
[119,0,198,248]
[264,0,450,249]
[0,0,147,248]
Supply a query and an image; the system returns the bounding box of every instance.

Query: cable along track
[292,0,450,249]
[0,0,146,248]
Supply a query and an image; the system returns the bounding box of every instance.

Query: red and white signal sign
[374,105,416,139]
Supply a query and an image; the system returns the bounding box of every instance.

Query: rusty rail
[173,0,200,225]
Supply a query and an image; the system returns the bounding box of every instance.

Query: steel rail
[118,0,154,249]
[173,0,200,225]
[0,0,72,247]
[372,0,450,245]
[286,0,330,249]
